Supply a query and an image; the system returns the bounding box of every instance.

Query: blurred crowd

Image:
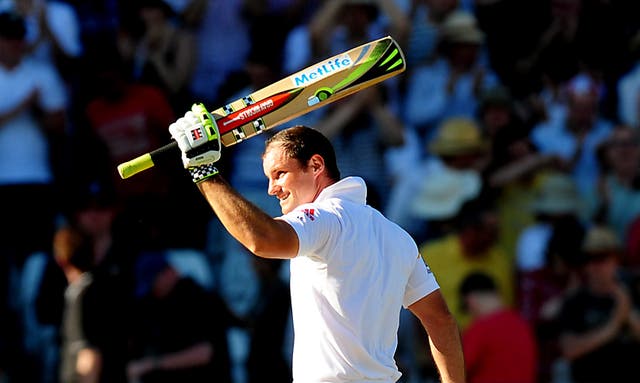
[2,0,640,382]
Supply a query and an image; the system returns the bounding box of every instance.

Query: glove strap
[188,164,219,183]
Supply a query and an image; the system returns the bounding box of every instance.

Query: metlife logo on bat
[292,54,354,87]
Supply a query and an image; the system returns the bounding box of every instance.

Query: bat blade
[117,36,406,179]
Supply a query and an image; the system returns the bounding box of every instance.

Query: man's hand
[169,103,222,183]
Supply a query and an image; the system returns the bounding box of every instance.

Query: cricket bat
[117,35,406,179]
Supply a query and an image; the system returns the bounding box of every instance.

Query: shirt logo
[298,208,316,222]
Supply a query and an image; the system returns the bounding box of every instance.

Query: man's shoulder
[283,202,337,226]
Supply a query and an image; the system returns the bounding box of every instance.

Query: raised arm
[168,104,299,259]
[197,175,299,259]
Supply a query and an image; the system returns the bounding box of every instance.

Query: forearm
[427,316,466,383]
[488,154,553,187]
[560,322,620,360]
[156,342,212,370]
[197,175,298,258]
[409,292,466,383]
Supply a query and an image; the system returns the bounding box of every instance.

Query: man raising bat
[167,103,466,383]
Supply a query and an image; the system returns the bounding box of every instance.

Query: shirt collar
[315,176,367,205]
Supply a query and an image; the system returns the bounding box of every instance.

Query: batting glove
[169,103,221,183]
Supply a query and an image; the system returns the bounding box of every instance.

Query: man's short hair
[264,125,341,181]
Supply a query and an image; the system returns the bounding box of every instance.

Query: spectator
[386,116,488,243]
[413,196,509,381]
[403,0,459,66]
[53,222,128,383]
[459,271,538,383]
[13,246,66,383]
[589,126,640,244]
[473,0,547,98]
[69,0,120,49]
[10,0,83,77]
[0,13,68,380]
[420,196,514,330]
[515,171,587,382]
[242,0,306,75]
[178,0,252,106]
[308,0,409,61]
[118,0,197,114]
[81,46,176,204]
[515,172,587,324]
[126,252,235,383]
[529,72,615,198]
[556,225,640,383]
[403,10,499,144]
[511,0,628,99]
[478,86,560,261]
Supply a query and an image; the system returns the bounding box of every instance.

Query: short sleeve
[277,204,338,261]
[403,254,439,308]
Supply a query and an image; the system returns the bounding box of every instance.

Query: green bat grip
[117,153,154,179]
[117,141,180,179]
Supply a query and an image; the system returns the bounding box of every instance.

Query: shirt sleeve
[277,204,338,261]
[403,254,440,308]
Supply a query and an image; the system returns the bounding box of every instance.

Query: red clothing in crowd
[86,84,175,199]
[462,308,538,383]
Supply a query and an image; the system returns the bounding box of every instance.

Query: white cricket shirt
[279,176,439,383]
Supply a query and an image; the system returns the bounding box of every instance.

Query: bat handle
[117,141,180,179]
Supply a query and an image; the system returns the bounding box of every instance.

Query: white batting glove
[169,103,222,182]
[169,103,221,167]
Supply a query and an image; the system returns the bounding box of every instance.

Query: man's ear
[309,154,325,174]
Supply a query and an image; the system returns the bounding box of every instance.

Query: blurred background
[1,0,640,382]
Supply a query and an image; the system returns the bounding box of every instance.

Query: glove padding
[169,103,221,168]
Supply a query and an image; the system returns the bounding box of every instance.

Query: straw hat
[582,226,621,254]
[410,166,481,220]
[428,117,489,156]
[531,173,581,215]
